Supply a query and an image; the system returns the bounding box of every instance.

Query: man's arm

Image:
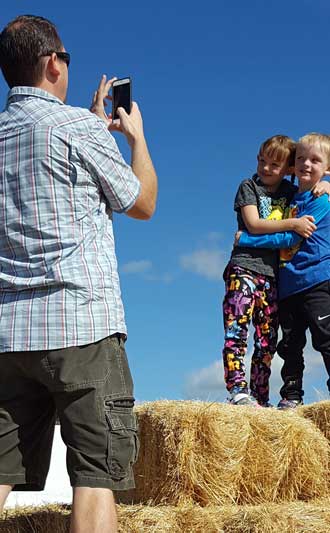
[115,105,157,220]
[237,193,330,249]
[91,76,157,220]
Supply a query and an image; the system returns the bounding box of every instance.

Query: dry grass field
[1,400,330,532]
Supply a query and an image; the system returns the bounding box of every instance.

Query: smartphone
[112,77,132,120]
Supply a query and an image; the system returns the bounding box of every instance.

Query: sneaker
[258,401,273,408]
[229,393,261,408]
[277,398,303,410]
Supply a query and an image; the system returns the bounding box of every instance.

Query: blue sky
[1,0,330,405]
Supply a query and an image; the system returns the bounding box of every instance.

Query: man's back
[0,87,140,351]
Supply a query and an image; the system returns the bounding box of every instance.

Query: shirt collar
[6,86,64,107]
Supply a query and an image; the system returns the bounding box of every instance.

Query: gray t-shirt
[229,175,296,278]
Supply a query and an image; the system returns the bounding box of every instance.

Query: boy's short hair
[258,135,296,167]
[299,133,330,165]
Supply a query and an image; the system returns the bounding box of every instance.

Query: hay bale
[298,400,330,443]
[2,501,330,533]
[222,499,330,533]
[117,505,181,533]
[117,500,330,533]
[239,409,329,503]
[118,400,250,506]
[0,504,70,532]
[117,400,330,506]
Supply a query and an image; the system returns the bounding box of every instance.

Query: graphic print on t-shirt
[259,196,287,221]
[280,204,301,264]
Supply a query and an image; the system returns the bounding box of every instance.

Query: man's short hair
[258,135,296,167]
[299,133,330,166]
[0,14,63,88]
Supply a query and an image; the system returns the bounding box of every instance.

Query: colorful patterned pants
[222,263,279,404]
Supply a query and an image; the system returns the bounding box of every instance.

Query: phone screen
[112,78,131,120]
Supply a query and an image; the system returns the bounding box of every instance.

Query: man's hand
[90,75,117,127]
[234,230,242,246]
[109,102,145,147]
[292,215,316,238]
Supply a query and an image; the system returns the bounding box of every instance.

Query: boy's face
[295,143,330,191]
[257,152,291,191]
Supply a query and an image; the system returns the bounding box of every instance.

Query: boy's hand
[234,230,242,246]
[313,181,330,200]
[293,215,316,238]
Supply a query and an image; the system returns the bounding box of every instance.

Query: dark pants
[278,280,330,400]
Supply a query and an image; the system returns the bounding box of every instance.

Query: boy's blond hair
[258,135,296,167]
[298,133,330,165]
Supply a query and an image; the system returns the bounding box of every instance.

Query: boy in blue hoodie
[236,133,330,408]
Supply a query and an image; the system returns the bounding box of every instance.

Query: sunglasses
[41,51,70,67]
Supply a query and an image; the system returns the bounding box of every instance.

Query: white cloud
[206,232,224,243]
[144,272,174,283]
[184,361,227,402]
[121,259,173,284]
[180,248,226,281]
[121,260,152,274]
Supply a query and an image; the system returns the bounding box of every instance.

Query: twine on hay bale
[298,400,330,443]
[117,400,330,506]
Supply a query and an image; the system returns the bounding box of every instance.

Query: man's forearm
[126,136,158,220]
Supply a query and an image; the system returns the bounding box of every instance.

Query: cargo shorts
[0,334,139,491]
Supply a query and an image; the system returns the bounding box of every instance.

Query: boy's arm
[238,194,330,249]
[241,205,316,237]
[313,180,330,199]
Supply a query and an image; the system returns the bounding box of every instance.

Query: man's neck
[36,81,65,102]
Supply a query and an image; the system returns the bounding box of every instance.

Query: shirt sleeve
[238,193,330,249]
[78,117,140,213]
[238,230,301,249]
[234,180,258,211]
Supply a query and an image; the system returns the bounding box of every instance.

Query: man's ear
[45,53,61,81]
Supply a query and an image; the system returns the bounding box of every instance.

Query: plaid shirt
[0,87,140,351]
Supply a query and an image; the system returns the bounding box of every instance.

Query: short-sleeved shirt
[229,175,296,278]
[0,87,140,352]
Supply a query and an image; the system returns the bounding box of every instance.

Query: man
[0,14,157,533]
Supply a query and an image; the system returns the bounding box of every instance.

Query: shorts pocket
[105,398,139,481]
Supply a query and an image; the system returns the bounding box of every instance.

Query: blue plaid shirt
[0,87,140,351]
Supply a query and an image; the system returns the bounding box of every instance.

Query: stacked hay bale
[2,499,330,533]
[2,400,330,532]
[299,400,330,443]
[118,400,330,506]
